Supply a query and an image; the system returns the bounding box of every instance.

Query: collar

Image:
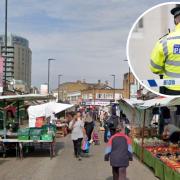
[115,132,125,136]
[175,23,180,30]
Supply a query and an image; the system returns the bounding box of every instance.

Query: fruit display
[134,137,180,173]
[145,144,180,173]
[146,144,178,154]
[160,156,180,173]
[134,137,168,147]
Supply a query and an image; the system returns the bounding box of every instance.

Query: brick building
[123,72,136,99]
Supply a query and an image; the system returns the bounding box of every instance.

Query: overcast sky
[0,0,166,90]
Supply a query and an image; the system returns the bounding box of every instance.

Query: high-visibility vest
[150,23,180,91]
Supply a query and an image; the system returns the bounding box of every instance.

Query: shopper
[107,109,120,136]
[162,123,180,143]
[99,110,105,127]
[65,112,74,123]
[104,112,110,143]
[69,111,85,160]
[104,123,133,180]
[84,111,94,141]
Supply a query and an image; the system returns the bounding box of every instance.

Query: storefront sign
[84,100,111,106]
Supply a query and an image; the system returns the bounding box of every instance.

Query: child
[104,123,133,180]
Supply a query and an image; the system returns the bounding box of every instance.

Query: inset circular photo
[127,2,180,96]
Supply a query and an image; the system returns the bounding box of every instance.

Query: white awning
[137,97,180,109]
[28,102,74,127]
[119,98,144,108]
[0,94,54,102]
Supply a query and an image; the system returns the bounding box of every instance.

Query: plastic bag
[107,130,111,140]
[81,138,90,151]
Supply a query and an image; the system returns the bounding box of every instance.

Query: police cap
[171,6,180,18]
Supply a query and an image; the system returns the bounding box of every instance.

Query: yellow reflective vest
[150,23,180,91]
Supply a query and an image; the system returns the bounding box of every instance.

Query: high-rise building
[0,34,32,90]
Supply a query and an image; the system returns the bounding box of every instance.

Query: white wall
[129,4,175,81]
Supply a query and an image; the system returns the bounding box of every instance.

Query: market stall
[27,102,73,127]
[28,102,74,137]
[0,94,55,158]
[124,97,180,180]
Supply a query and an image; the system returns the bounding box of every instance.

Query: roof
[53,81,113,92]
[0,94,54,102]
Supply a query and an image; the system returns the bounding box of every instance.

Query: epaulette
[159,29,171,40]
[159,33,168,40]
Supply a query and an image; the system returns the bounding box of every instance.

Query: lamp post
[47,58,55,93]
[110,74,116,101]
[123,60,131,99]
[58,74,62,102]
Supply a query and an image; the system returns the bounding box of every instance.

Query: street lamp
[123,60,131,99]
[58,74,62,102]
[110,74,116,101]
[48,58,55,93]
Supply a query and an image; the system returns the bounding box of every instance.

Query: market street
[0,132,158,180]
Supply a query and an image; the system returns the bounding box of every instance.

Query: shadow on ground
[106,176,113,180]
[106,176,130,180]
[22,141,65,158]
[55,141,65,152]
[0,141,65,159]
[0,159,9,165]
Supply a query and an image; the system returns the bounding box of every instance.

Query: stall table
[0,138,56,159]
[133,140,180,180]
[56,123,68,137]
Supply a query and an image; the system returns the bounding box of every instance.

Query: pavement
[0,132,158,180]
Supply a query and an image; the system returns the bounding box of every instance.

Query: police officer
[150,6,180,95]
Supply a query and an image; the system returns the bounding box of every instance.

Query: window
[138,18,143,28]
[106,94,113,99]
[89,93,93,99]
[96,93,105,99]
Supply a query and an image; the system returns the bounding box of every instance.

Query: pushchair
[92,131,100,145]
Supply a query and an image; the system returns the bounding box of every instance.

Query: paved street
[0,133,158,180]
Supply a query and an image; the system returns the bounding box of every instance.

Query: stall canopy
[118,99,144,125]
[28,102,74,127]
[0,94,55,102]
[120,99,144,108]
[137,97,180,109]
[119,97,180,126]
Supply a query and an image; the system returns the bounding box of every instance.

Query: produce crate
[30,135,41,141]
[42,124,57,133]
[131,127,141,137]
[41,134,53,141]
[18,128,30,140]
[29,128,42,136]
[18,128,30,136]
[35,116,45,128]
[18,135,29,140]
[142,128,149,137]
[150,128,157,137]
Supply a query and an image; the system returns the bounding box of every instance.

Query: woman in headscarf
[84,110,94,141]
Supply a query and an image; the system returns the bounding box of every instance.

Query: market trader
[150,6,180,95]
